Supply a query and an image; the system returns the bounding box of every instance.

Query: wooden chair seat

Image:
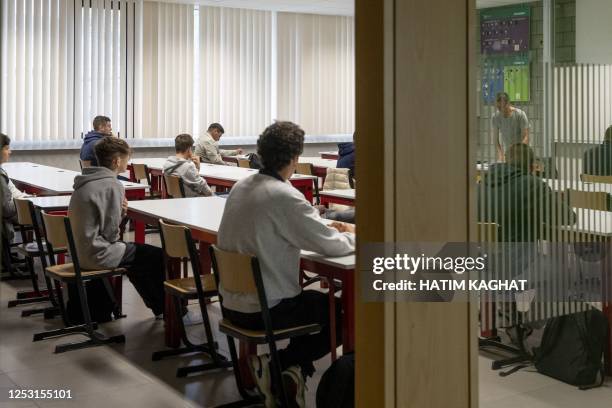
[218,319,320,344]
[164,275,217,298]
[45,263,126,281]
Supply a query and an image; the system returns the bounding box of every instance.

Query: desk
[6,162,148,243]
[559,208,612,374]
[546,178,612,196]
[319,151,339,160]
[299,156,337,180]
[129,159,317,202]
[320,189,355,207]
[126,197,356,353]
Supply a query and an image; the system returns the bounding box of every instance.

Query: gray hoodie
[68,167,127,269]
[1,167,17,241]
[162,156,213,197]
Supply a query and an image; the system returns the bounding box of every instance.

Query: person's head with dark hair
[175,134,195,153]
[604,125,612,143]
[94,137,131,173]
[506,143,535,173]
[495,92,512,115]
[257,121,305,179]
[0,133,11,164]
[207,123,225,141]
[92,115,112,135]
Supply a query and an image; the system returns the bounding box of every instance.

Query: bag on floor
[247,153,262,169]
[316,352,354,408]
[534,309,607,390]
[66,279,115,324]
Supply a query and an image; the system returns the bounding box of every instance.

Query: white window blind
[198,6,273,137]
[139,1,194,139]
[276,13,355,135]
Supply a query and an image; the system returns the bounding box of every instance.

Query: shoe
[281,365,306,408]
[182,309,203,326]
[248,354,275,408]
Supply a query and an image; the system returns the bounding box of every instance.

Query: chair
[567,189,608,211]
[7,199,61,318]
[78,160,83,170]
[132,163,161,198]
[32,212,126,353]
[151,220,232,377]
[163,174,186,198]
[237,158,251,169]
[210,245,321,407]
[296,162,320,204]
[580,174,612,184]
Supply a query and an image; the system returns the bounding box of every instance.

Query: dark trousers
[119,243,165,316]
[223,290,341,377]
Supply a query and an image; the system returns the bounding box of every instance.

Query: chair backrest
[132,163,149,184]
[295,162,313,176]
[581,174,612,184]
[78,159,83,170]
[210,246,257,295]
[237,158,250,169]
[158,219,191,259]
[567,189,608,211]
[323,167,351,190]
[41,212,69,250]
[164,174,185,198]
[14,198,34,226]
[477,222,498,243]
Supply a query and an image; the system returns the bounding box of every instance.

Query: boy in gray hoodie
[69,137,165,317]
[163,134,214,197]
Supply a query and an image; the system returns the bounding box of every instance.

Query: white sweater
[218,173,355,313]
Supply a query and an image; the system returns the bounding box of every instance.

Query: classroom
[1,0,612,407]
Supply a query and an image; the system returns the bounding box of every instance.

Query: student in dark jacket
[80,115,113,167]
[336,139,355,179]
[478,143,575,243]
[583,126,612,176]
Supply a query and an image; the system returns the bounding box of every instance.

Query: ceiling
[144,0,534,16]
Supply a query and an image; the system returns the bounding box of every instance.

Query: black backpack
[534,309,607,389]
[246,153,262,169]
[316,353,354,408]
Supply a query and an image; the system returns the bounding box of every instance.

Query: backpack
[316,353,354,408]
[246,153,262,169]
[533,309,607,389]
[66,279,116,324]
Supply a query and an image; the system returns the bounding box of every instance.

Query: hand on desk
[330,221,355,234]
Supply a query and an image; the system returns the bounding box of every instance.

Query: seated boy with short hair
[163,134,214,197]
[69,137,165,317]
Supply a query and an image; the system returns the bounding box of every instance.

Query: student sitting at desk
[194,123,243,165]
[80,115,114,167]
[583,125,612,176]
[218,121,355,407]
[1,133,19,272]
[69,137,165,318]
[337,132,355,179]
[163,134,214,197]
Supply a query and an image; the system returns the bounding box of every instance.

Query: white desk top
[127,196,355,268]
[299,157,338,168]
[320,189,355,200]
[546,179,612,194]
[319,151,339,156]
[4,162,147,194]
[27,195,72,210]
[130,158,316,182]
[559,208,612,237]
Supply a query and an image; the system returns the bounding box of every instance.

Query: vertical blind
[1,1,355,142]
[276,13,355,135]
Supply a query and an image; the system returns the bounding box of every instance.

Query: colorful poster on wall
[504,64,530,102]
[480,6,530,55]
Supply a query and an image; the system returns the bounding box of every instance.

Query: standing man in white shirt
[194,123,243,165]
[492,92,529,162]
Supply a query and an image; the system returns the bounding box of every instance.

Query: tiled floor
[2,233,612,407]
[0,232,329,408]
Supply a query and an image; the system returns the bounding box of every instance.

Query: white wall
[576,0,612,64]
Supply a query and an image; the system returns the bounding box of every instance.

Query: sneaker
[281,365,306,408]
[248,354,275,407]
[182,309,203,326]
